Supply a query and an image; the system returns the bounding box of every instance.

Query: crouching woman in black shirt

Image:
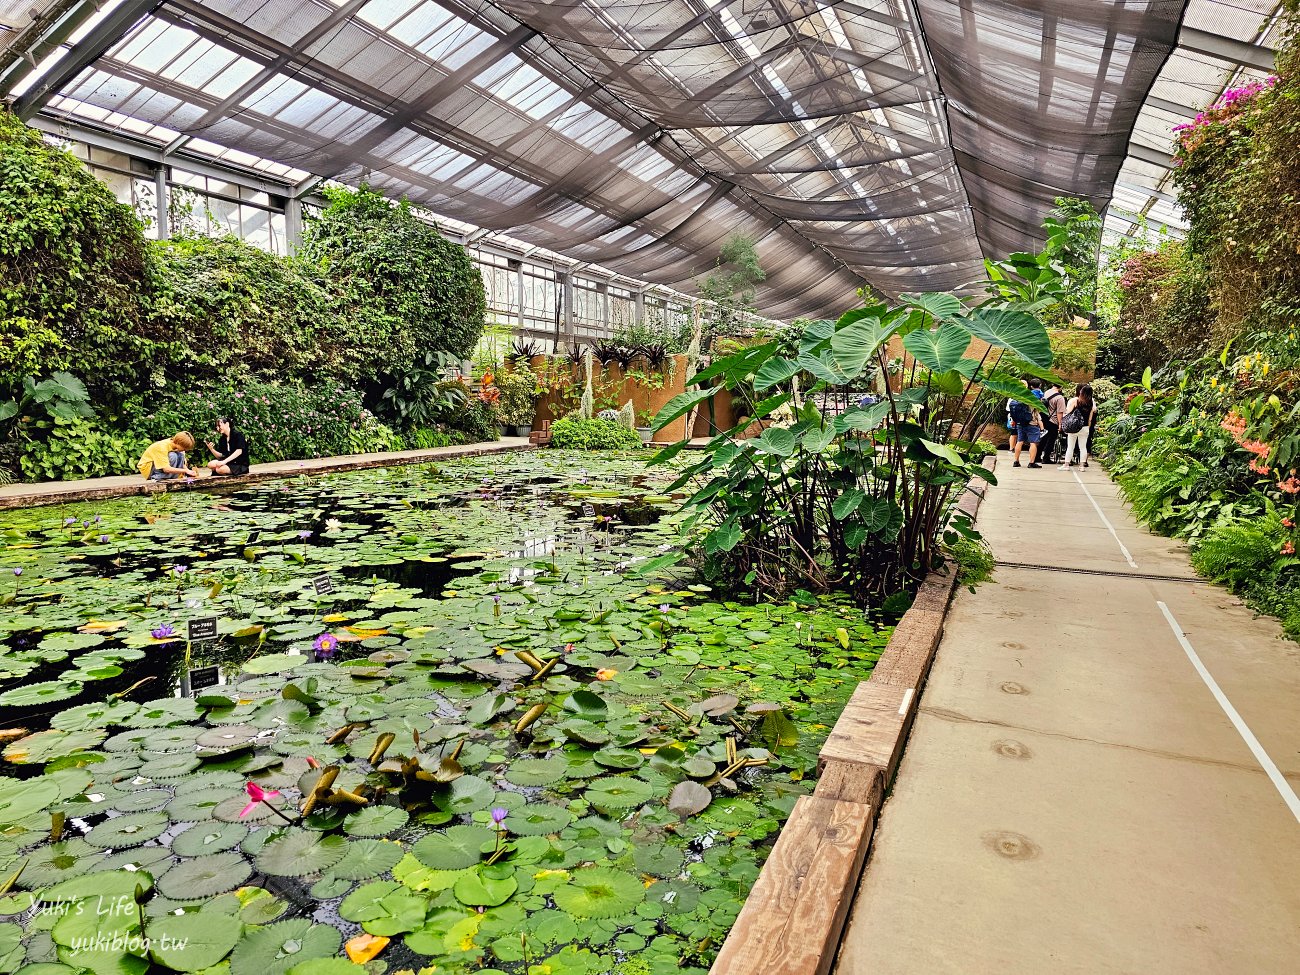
[205,418,251,476]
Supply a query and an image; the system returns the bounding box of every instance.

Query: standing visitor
[1059,384,1097,469]
[205,418,251,477]
[1006,398,1018,453]
[1040,381,1066,466]
[137,432,197,480]
[1009,388,1043,469]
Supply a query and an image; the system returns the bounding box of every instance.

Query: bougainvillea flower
[1283,541,1295,556]
[1279,476,1300,495]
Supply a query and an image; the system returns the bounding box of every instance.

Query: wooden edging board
[711,454,997,975]
[0,440,535,510]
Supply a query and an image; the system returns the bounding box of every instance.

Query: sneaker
[1083,462,1089,468]
[1028,462,1042,469]
[1013,461,1021,467]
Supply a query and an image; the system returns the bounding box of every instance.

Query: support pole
[282,197,303,255]
[154,164,169,240]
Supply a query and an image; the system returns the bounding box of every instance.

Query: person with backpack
[1040,381,1067,466]
[1059,384,1097,469]
[1009,385,1044,468]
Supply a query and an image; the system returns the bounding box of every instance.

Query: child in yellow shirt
[137,432,198,480]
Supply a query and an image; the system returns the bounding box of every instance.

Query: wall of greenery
[0,109,490,482]
[1101,2,1300,377]
[1099,3,1300,640]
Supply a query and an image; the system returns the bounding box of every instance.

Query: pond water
[0,451,890,975]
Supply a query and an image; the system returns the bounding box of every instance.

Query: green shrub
[19,416,145,481]
[947,535,995,588]
[134,379,398,463]
[0,109,147,398]
[549,417,643,450]
[142,235,341,386]
[496,365,539,426]
[408,426,472,450]
[1190,511,1285,586]
[299,186,487,368]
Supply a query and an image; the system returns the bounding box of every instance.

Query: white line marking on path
[1073,470,1138,568]
[1157,600,1300,824]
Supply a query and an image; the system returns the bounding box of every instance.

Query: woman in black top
[205,418,251,476]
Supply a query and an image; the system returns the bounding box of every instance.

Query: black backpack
[1062,406,1087,434]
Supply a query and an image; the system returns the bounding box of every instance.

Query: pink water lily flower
[239,781,283,818]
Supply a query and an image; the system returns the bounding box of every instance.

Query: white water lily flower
[325,518,343,531]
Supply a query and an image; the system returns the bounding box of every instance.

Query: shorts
[1015,423,1041,444]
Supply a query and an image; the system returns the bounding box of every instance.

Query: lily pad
[145,911,242,972]
[412,825,493,870]
[228,919,342,975]
[157,852,252,901]
[552,867,645,919]
[586,777,654,812]
[342,806,408,837]
[83,812,169,850]
[256,831,349,877]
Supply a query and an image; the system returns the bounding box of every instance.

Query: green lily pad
[504,756,567,787]
[585,777,654,812]
[256,831,349,877]
[552,867,645,919]
[228,919,342,975]
[325,839,403,881]
[145,911,241,972]
[157,852,252,901]
[338,880,427,936]
[342,806,408,837]
[453,868,517,908]
[171,821,248,857]
[83,812,169,850]
[412,825,493,870]
[507,803,574,836]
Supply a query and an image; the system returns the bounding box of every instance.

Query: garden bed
[0,451,892,975]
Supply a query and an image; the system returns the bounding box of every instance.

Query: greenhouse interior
[1,0,1298,973]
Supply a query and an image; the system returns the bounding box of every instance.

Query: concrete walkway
[836,459,1300,974]
[0,438,532,509]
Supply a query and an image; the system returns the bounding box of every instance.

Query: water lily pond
[0,452,891,975]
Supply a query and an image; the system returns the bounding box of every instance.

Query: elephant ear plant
[648,293,1055,600]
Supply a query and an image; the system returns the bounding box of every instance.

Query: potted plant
[496,364,539,436]
[635,407,655,444]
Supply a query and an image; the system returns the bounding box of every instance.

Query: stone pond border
[712,455,996,975]
[0,439,535,510]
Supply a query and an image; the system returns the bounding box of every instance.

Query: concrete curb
[0,440,535,511]
[711,454,997,975]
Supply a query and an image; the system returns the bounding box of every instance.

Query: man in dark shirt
[205,418,251,476]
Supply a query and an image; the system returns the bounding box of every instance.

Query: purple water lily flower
[12,568,21,577]
[94,515,101,524]
[151,624,177,640]
[98,535,109,544]
[313,633,339,661]
[173,565,188,577]
[63,517,76,526]
[491,807,508,826]
[298,530,312,540]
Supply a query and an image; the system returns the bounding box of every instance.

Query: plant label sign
[582,503,596,519]
[312,574,334,596]
[188,617,219,642]
[187,665,221,692]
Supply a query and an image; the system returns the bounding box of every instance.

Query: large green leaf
[963,308,1053,367]
[754,426,796,457]
[902,323,971,374]
[651,389,717,433]
[752,357,800,391]
[831,489,866,520]
[901,293,964,323]
[146,912,242,972]
[831,314,901,381]
[229,920,341,975]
